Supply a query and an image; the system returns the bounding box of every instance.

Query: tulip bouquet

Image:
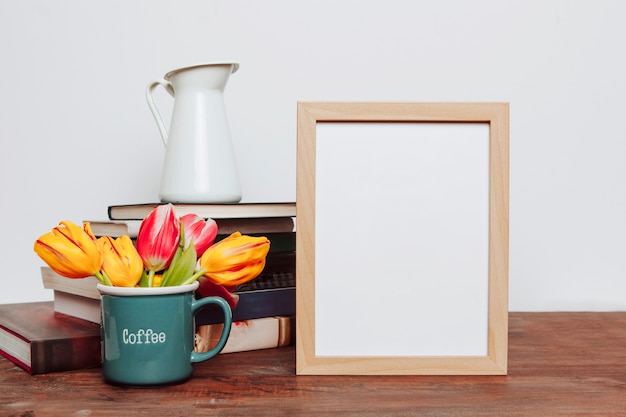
[34,204,270,307]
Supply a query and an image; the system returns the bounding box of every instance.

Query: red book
[0,301,101,375]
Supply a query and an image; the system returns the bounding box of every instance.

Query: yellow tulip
[199,232,270,287]
[98,236,144,287]
[34,221,102,279]
[151,274,163,287]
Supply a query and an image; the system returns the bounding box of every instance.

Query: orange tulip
[98,236,144,287]
[198,232,270,287]
[34,221,103,279]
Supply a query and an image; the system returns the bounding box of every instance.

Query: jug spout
[146,62,242,204]
[166,63,239,91]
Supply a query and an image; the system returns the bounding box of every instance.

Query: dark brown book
[0,302,101,375]
[107,202,296,220]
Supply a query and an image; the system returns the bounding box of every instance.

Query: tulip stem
[181,268,207,286]
[94,271,113,286]
[147,269,156,288]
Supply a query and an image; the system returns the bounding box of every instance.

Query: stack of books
[0,202,296,375]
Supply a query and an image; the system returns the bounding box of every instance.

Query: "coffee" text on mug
[122,328,166,344]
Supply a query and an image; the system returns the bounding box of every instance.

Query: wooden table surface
[1,312,625,416]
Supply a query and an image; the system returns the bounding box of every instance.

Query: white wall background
[0,0,624,311]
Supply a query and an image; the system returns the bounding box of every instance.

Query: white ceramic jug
[146,62,242,203]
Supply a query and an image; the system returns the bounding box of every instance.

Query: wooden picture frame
[295,102,509,375]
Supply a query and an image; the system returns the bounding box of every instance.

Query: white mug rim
[97,281,199,296]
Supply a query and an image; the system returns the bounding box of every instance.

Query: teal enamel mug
[97,282,232,386]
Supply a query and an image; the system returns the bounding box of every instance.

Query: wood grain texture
[487,102,510,374]
[1,312,624,416]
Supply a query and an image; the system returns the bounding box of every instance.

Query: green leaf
[138,270,150,287]
[160,240,197,287]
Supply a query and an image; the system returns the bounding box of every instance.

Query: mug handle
[145,79,174,147]
[190,296,233,363]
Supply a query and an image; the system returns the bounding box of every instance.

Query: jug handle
[146,79,174,147]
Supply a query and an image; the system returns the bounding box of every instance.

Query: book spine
[91,220,296,238]
[30,336,101,375]
[254,252,295,275]
[40,267,101,299]
[195,287,295,325]
[195,316,294,354]
[216,232,295,253]
[53,290,102,324]
[108,203,296,221]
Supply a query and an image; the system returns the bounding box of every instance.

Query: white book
[53,290,101,324]
[195,316,294,354]
[41,267,100,299]
[85,217,296,238]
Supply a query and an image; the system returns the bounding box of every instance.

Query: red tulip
[196,277,239,310]
[136,204,180,273]
[180,214,218,257]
